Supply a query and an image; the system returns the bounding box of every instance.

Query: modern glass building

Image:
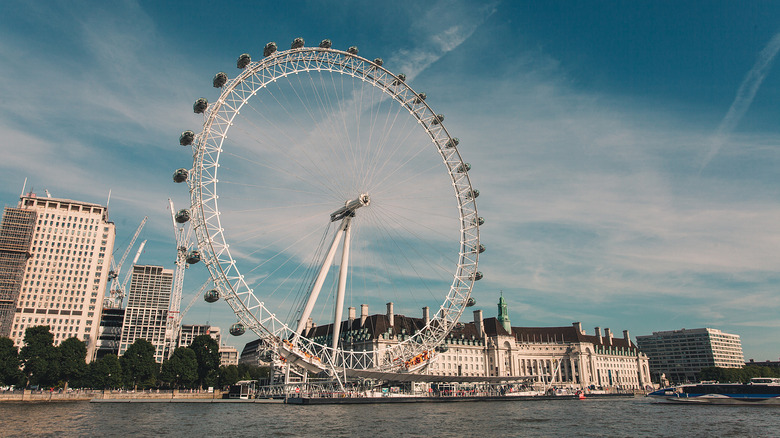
[118,265,173,363]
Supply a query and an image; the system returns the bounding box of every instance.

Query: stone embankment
[0,389,225,402]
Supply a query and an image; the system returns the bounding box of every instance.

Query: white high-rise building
[119,265,173,363]
[636,327,745,383]
[8,193,115,361]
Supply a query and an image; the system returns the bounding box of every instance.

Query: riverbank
[0,389,226,402]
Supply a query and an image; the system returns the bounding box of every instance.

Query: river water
[2,397,779,437]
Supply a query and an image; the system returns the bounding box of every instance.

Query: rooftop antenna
[44,189,52,198]
[106,189,112,209]
[19,178,27,198]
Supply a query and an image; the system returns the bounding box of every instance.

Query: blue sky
[2,0,780,361]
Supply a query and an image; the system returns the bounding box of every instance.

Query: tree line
[0,325,268,390]
[699,365,780,383]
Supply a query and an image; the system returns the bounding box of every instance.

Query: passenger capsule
[466,297,476,307]
[466,189,479,200]
[229,323,246,336]
[470,271,483,281]
[435,345,449,353]
[475,244,486,254]
[237,53,251,69]
[213,72,228,88]
[193,98,208,114]
[347,46,358,55]
[457,163,471,173]
[263,42,277,57]
[319,39,332,49]
[204,289,220,303]
[291,37,305,49]
[445,137,460,148]
[186,250,201,264]
[172,168,188,183]
[432,114,444,125]
[475,216,485,226]
[175,209,190,224]
[392,73,406,86]
[179,130,195,146]
[373,58,383,66]
[414,93,427,104]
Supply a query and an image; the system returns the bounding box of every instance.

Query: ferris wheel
[173,38,482,375]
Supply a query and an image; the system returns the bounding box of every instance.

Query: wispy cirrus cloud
[700,31,780,172]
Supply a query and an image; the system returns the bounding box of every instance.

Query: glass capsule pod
[186,250,201,264]
[179,130,195,146]
[457,163,471,173]
[414,92,427,104]
[432,114,445,125]
[466,297,476,307]
[347,46,358,55]
[229,323,246,336]
[319,39,332,49]
[175,209,190,223]
[470,271,483,281]
[193,98,208,114]
[237,53,251,69]
[435,344,449,353]
[263,42,277,57]
[172,168,188,183]
[392,73,406,86]
[373,58,383,66]
[466,189,479,200]
[204,289,220,303]
[291,37,304,49]
[446,137,460,148]
[213,72,228,88]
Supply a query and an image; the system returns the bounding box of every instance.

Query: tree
[187,335,220,389]
[19,326,60,388]
[160,347,197,389]
[120,339,158,390]
[58,337,87,390]
[89,354,123,389]
[0,337,23,387]
[218,364,240,388]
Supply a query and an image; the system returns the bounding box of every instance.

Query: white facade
[219,345,239,367]
[636,327,745,383]
[177,324,221,348]
[9,194,115,361]
[119,265,173,363]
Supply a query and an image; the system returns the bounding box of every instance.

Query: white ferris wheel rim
[185,42,481,371]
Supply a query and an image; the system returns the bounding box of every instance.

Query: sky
[1,0,780,361]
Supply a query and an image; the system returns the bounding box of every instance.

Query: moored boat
[648,377,780,404]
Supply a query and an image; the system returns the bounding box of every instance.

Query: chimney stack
[605,328,613,345]
[386,302,394,328]
[474,309,484,339]
[573,322,583,335]
[595,327,602,344]
[360,304,368,327]
[348,306,356,324]
[422,306,430,325]
[623,329,631,347]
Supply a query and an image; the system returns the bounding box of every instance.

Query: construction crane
[114,239,146,306]
[164,199,196,358]
[105,216,147,308]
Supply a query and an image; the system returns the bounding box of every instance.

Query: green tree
[187,335,220,389]
[0,337,23,387]
[58,337,87,390]
[120,339,158,390]
[19,326,60,388]
[160,347,197,389]
[89,354,123,389]
[218,364,240,388]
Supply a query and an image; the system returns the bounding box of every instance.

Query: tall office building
[0,207,37,335]
[7,193,115,361]
[119,265,173,363]
[636,327,744,383]
[177,324,221,349]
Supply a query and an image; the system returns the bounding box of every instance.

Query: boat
[648,377,780,404]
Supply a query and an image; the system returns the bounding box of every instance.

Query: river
[2,397,779,437]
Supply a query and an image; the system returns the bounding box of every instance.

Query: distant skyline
[2,1,779,360]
